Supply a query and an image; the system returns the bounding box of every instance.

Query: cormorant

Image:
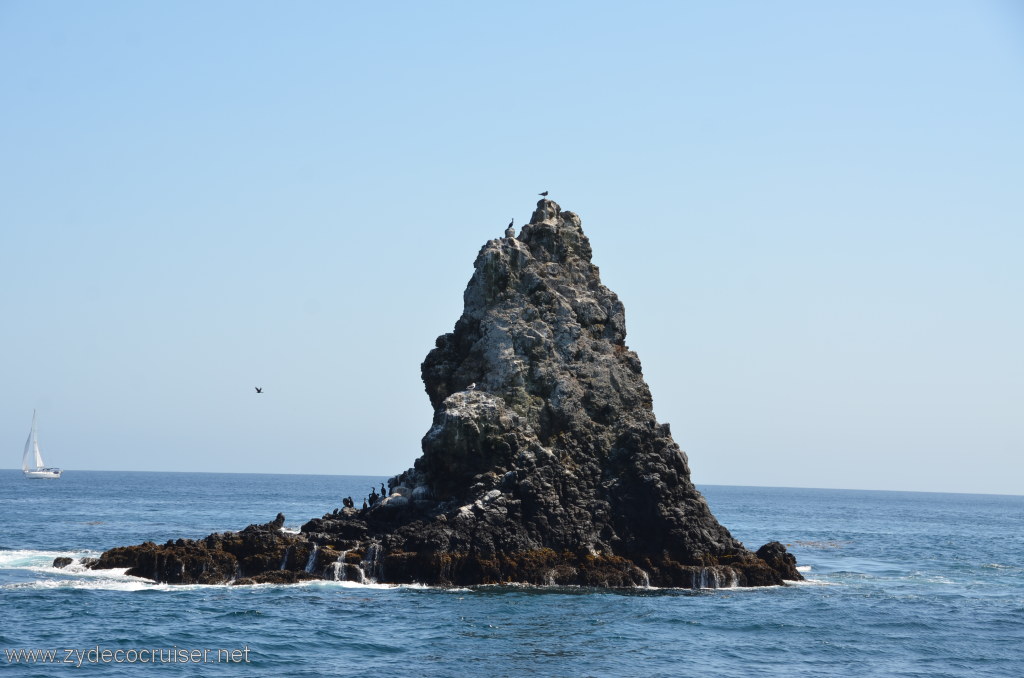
[505,219,515,238]
[255,387,263,394]
[539,191,549,196]
[380,483,387,497]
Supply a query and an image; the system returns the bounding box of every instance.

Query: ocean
[1,470,1021,677]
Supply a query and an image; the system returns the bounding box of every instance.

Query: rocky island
[77,199,801,588]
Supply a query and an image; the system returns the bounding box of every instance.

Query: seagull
[539,191,549,197]
[255,387,263,394]
[467,382,477,391]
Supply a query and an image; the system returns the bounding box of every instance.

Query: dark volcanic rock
[91,199,800,588]
[756,541,803,581]
[87,515,312,584]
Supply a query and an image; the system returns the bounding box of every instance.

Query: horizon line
[4,468,1019,498]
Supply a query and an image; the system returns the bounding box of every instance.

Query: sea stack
[87,199,801,587]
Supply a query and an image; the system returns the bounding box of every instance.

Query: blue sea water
[1,470,1021,677]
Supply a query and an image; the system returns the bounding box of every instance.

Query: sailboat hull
[24,468,62,479]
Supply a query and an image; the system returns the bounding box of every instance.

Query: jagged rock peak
[516,199,592,265]
[422,199,627,411]
[530,197,563,224]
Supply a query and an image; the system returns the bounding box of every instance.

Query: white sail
[22,422,33,472]
[33,437,45,469]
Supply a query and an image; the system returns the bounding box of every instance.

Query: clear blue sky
[2,1,1021,494]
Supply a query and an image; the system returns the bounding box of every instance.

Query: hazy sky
[2,1,1021,494]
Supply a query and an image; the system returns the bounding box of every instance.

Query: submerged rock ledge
[83,200,801,588]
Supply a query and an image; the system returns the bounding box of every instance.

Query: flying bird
[539,191,549,196]
[255,387,263,394]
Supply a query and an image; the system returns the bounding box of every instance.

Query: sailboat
[22,410,62,479]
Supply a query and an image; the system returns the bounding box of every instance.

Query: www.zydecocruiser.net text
[5,646,252,667]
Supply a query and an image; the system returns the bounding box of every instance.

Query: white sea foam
[295,578,434,591]
[909,570,955,585]
[789,577,837,587]
[0,549,99,570]
[0,549,449,592]
[0,549,160,591]
[3,576,154,592]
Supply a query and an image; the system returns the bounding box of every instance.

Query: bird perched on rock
[467,382,476,391]
[255,387,263,394]
[539,191,549,196]
[505,219,515,238]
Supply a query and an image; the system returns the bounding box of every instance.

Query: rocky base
[78,510,799,589]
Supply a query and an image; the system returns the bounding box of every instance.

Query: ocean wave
[284,578,440,591]
[789,577,838,587]
[908,570,956,585]
[0,562,452,593]
[0,560,155,592]
[0,548,100,570]
[2,576,155,592]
